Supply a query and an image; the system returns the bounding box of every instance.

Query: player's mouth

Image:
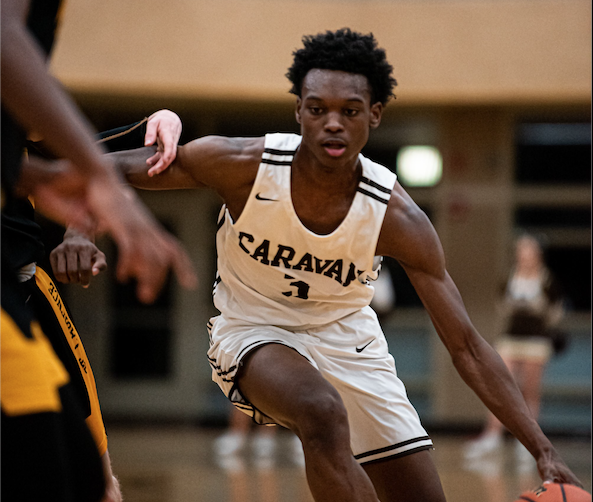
[322,140,347,157]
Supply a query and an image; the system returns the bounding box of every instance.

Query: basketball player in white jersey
[108,28,581,501]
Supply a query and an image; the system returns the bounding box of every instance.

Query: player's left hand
[537,448,583,487]
[144,109,182,177]
[50,229,107,287]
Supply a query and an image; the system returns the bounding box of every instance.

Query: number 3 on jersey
[282,274,310,299]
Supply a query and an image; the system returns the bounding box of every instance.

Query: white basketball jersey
[213,133,397,329]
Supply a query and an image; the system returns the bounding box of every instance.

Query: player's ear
[369,102,383,130]
[295,97,302,124]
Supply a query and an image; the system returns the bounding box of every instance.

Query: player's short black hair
[286,28,397,106]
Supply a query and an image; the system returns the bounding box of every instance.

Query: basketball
[515,483,592,502]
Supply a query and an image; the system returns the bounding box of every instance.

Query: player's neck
[292,146,361,192]
[290,149,361,235]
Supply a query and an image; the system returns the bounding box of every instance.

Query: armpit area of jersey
[26,117,149,159]
[97,118,148,152]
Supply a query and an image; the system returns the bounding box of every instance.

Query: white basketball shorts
[207,306,433,465]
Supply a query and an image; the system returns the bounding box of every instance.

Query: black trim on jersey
[261,158,293,166]
[359,445,434,466]
[96,118,148,145]
[22,275,93,419]
[360,176,392,194]
[354,436,432,460]
[264,148,297,156]
[356,187,390,205]
[217,213,226,231]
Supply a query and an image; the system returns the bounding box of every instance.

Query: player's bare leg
[237,343,378,502]
[363,451,447,502]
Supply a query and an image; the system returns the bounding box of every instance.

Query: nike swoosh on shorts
[255,193,277,201]
[356,339,374,353]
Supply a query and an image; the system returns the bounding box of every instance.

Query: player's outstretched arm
[108,146,202,190]
[110,135,264,212]
[376,182,582,487]
[46,110,184,289]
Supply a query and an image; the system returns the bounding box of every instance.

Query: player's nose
[324,111,345,132]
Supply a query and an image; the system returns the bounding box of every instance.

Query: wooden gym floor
[106,424,591,502]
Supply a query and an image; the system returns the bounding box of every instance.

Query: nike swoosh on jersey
[356,339,375,353]
[255,193,277,201]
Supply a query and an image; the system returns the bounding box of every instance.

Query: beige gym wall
[51,0,591,105]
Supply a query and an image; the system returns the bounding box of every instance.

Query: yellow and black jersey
[27,266,109,455]
[1,268,105,502]
[1,294,69,417]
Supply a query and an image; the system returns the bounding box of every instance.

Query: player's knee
[295,389,349,446]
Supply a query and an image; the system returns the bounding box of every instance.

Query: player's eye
[344,108,360,117]
[309,107,323,115]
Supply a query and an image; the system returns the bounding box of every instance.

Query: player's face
[295,69,382,167]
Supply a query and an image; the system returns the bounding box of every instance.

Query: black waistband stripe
[354,435,431,460]
[359,445,434,466]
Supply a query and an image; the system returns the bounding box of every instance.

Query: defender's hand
[16,156,94,234]
[88,177,197,304]
[144,109,182,177]
[50,230,107,287]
